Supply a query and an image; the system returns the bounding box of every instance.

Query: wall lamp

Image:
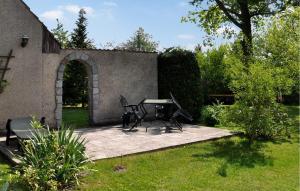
[21,35,29,47]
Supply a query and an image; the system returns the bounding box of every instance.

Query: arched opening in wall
[56,52,100,128]
[62,60,90,128]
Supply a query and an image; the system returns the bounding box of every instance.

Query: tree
[51,19,69,48]
[119,27,158,52]
[228,62,290,140]
[255,7,299,91]
[64,9,95,107]
[254,7,299,103]
[183,0,298,62]
[69,9,95,49]
[196,45,231,103]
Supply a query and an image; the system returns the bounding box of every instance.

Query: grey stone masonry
[55,52,100,127]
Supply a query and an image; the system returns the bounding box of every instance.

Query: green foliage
[63,61,88,106]
[30,116,43,129]
[182,0,298,57]
[158,47,202,120]
[196,45,231,100]
[254,7,300,94]
[118,27,158,52]
[17,121,87,190]
[228,62,291,140]
[69,9,95,49]
[51,19,69,49]
[64,8,93,107]
[201,102,224,126]
[0,182,9,191]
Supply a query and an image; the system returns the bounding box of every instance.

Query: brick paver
[75,122,234,161]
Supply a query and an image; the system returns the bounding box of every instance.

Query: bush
[17,121,87,190]
[201,102,224,126]
[158,47,202,120]
[196,45,232,104]
[228,62,291,140]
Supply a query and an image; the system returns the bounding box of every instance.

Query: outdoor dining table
[142,99,174,105]
[120,93,193,132]
[142,98,176,132]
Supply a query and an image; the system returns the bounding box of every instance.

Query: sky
[23,0,228,51]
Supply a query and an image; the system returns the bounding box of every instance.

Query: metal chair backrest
[170,92,182,110]
[170,92,193,122]
[120,95,129,112]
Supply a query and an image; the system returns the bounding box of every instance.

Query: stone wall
[42,50,158,127]
[0,0,158,129]
[0,0,45,128]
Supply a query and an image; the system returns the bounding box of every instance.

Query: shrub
[158,47,202,120]
[228,62,291,140]
[201,102,224,126]
[17,121,87,190]
[196,45,232,104]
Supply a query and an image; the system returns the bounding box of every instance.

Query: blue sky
[23,0,228,50]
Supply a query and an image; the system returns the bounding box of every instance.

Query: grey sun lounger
[6,117,47,146]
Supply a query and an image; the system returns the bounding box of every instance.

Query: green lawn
[0,155,11,186]
[0,106,299,190]
[62,107,89,128]
[77,106,299,191]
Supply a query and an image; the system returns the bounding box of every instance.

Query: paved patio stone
[0,123,235,164]
[75,122,235,161]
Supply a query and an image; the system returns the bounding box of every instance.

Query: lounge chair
[6,117,47,147]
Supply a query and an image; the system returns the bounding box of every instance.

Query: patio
[0,122,234,163]
[75,122,234,161]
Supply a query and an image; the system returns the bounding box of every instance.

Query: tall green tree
[183,0,298,62]
[69,9,95,49]
[64,9,95,107]
[119,27,158,52]
[51,19,69,48]
[255,7,300,101]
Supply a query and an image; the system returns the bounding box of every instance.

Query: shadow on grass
[192,138,274,176]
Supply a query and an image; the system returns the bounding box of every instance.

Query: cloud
[177,34,196,40]
[40,10,63,20]
[62,5,95,15]
[103,1,118,7]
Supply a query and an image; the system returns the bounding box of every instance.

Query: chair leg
[6,119,11,146]
[170,117,183,132]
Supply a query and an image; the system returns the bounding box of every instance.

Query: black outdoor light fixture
[21,35,29,47]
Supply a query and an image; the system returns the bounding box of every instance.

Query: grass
[76,105,299,191]
[0,106,299,190]
[0,155,11,185]
[62,107,89,128]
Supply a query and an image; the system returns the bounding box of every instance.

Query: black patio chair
[120,95,147,131]
[169,92,193,131]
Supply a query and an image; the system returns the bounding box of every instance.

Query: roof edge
[63,48,158,54]
[19,0,61,48]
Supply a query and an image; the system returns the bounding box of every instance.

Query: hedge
[158,48,202,120]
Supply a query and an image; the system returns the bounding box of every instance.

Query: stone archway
[55,52,99,127]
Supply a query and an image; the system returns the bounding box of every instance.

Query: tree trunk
[238,0,253,66]
[241,26,253,65]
